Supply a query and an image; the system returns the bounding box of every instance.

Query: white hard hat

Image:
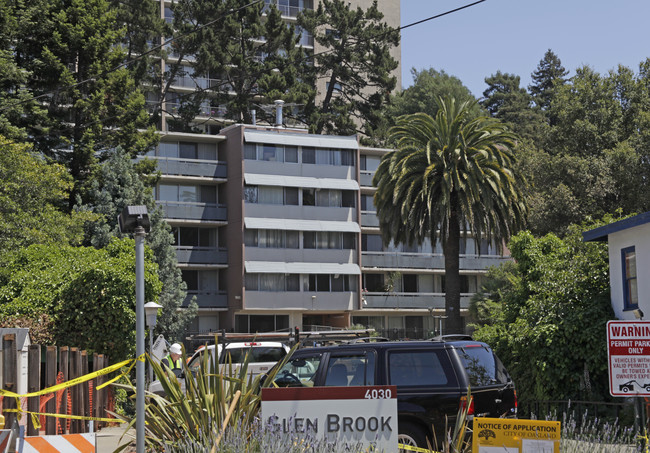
[169,343,182,355]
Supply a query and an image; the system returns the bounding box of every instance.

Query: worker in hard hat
[162,343,183,376]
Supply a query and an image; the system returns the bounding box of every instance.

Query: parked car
[272,338,516,450]
[150,341,290,396]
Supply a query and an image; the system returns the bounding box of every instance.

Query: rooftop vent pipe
[274,100,284,127]
[251,109,256,125]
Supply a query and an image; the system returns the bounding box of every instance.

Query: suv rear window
[220,346,287,364]
[388,350,452,387]
[324,353,375,387]
[457,344,509,386]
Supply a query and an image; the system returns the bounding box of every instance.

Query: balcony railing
[175,247,228,265]
[157,201,227,222]
[362,251,510,271]
[183,291,228,309]
[165,102,228,119]
[363,293,473,310]
[263,1,308,18]
[155,157,227,178]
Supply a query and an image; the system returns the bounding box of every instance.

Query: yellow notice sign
[472,417,560,453]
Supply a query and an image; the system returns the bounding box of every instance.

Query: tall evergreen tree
[158,0,313,129]
[298,0,399,136]
[9,0,157,205]
[481,71,547,142]
[529,49,569,114]
[373,97,527,333]
[76,149,197,341]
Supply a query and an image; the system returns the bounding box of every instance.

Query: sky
[400,0,650,98]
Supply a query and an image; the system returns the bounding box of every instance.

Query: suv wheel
[398,421,427,451]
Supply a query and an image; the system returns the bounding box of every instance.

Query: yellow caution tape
[397,444,441,453]
[0,355,145,399]
[3,408,125,425]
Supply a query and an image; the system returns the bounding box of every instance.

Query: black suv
[272,338,516,450]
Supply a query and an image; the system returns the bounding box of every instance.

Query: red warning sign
[608,321,650,396]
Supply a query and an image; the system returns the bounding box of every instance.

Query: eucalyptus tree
[373,97,527,333]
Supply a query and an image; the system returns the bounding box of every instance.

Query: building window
[362,234,383,252]
[158,184,217,204]
[235,314,289,333]
[300,147,354,166]
[303,231,354,250]
[622,246,638,310]
[181,270,218,293]
[244,229,300,249]
[363,274,384,292]
[245,273,300,291]
[172,227,217,247]
[305,274,356,292]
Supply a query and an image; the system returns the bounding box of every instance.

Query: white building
[583,212,650,320]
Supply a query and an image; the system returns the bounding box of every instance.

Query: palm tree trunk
[443,210,462,334]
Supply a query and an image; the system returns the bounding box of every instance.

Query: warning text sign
[607,320,650,396]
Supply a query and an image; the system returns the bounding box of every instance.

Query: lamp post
[118,206,150,453]
[145,301,162,383]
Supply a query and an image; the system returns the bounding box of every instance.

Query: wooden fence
[1,333,115,436]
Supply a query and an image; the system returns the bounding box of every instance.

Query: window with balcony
[361,234,383,252]
[305,274,356,292]
[182,269,218,293]
[360,194,376,212]
[301,147,354,166]
[363,274,384,292]
[244,229,299,249]
[235,314,289,333]
[244,143,299,163]
[172,227,217,247]
[360,155,381,172]
[303,231,355,250]
[157,142,217,160]
[245,273,300,291]
[158,184,218,204]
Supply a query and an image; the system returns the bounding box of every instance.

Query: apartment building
[148,0,511,337]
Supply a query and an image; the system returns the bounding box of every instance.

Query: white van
[187,341,290,378]
[149,341,289,396]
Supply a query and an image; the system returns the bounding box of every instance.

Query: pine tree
[529,49,569,112]
[10,0,158,206]
[298,0,399,136]
[482,71,547,142]
[158,0,313,129]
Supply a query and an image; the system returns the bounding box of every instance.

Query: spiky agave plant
[114,339,297,452]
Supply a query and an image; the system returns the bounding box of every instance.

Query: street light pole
[135,226,146,453]
[118,205,150,453]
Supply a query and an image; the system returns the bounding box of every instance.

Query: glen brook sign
[261,386,397,451]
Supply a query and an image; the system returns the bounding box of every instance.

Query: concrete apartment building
[149,0,511,337]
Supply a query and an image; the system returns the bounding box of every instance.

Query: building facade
[148,0,511,337]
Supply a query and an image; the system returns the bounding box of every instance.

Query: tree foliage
[0,239,162,361]
[298,0,399,136]
[481,71,547,143]
[529,49,569,113]
[374,96,527,333]
[6,0,157,205]
[76,148,197,341]
[0,136,92,253]
[471,217,616,408]
[159,0,313,129]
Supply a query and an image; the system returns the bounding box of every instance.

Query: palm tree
[373,96,527,334]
